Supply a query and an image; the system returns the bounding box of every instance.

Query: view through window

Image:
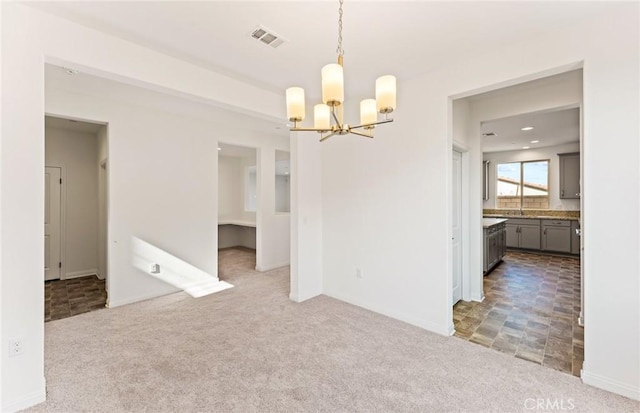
[496,160,549,209]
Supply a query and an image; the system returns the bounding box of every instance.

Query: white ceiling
[45,115,104,134]
[481,107,580,153]
[29,1,610,101]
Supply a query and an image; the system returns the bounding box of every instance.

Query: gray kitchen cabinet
[506,223,519,248]
[571,220,581,255]
[505,218,541,250]
[559,152,580,199]
[541,220,571,253]
[483,221,506,274]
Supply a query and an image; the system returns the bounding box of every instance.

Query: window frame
[496,159,550,210]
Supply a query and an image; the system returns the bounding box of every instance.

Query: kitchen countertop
[218,220,256,227]
[483,218,509,228]
[483,214,579,221]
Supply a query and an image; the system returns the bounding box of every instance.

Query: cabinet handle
[544,228,547,235]
[561,190,564,197]
[576,193,580,197]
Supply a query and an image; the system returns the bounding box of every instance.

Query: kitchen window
[496,160,549,209]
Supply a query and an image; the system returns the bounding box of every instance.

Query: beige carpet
[25,249,638,412]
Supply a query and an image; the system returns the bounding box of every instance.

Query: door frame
[98,158,109,295]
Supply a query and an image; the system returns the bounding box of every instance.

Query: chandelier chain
[336,0,344,57]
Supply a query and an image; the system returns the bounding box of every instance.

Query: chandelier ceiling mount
[285,0,397,142]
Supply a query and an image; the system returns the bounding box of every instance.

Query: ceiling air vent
[482,132,498,137]
[251,26,285,48]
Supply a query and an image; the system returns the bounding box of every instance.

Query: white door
[452,151,462,304]
[45,167,62,281]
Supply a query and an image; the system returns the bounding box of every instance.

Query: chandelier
[285,0,397,141]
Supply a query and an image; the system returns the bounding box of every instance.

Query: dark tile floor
[453,250,584,377]
[45,275,107,322]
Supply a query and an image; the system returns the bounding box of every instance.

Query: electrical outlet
[149,263,160,274]
[9,339,24,357]
[356,267,363,279]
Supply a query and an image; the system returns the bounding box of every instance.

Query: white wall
[239,156,258,223]
[0,4,288,410]
[275,175,290,213]
[290,132,322,302]
[483,142,580,210]
[256,146,290,271]
[45,125,99,278]
[321,3,639,401]
[218,156,243,221]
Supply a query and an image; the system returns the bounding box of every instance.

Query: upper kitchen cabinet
[558,152,580,199]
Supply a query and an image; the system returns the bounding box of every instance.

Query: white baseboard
[2,381,46,413]
[447,322,456,336]
[256,262,290,272]
[289,290,321,303]
[63,269,98,280]
[324,289,451,336]
[107,288,179,308]
[582,369,640,401]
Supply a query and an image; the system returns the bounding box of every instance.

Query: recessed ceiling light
[521,126,534,131]
[217,147,222,151]
[530,140,539,143]
[522,146,530,149]
[64,68,79,75]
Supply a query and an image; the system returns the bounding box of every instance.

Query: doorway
[44,115,109,321]
[217,143,258,281]
[450,68,584,377]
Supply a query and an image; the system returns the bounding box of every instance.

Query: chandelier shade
[321,63,344,106]
[286,87,306,122]
[285,0,397,141]
[376,75,397,113]
[360,99,377,126]
[314,104,331,130]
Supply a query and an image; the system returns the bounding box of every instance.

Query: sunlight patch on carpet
[131,236,233,297]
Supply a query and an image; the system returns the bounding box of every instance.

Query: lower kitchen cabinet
[505,219,541,250]
[483,222,506,274]
[571,220,581,255]
[500,217,580,255]
[541,220,571,253]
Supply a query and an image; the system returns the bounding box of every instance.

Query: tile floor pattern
[45,275,107,322]
[453,250,584,377]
